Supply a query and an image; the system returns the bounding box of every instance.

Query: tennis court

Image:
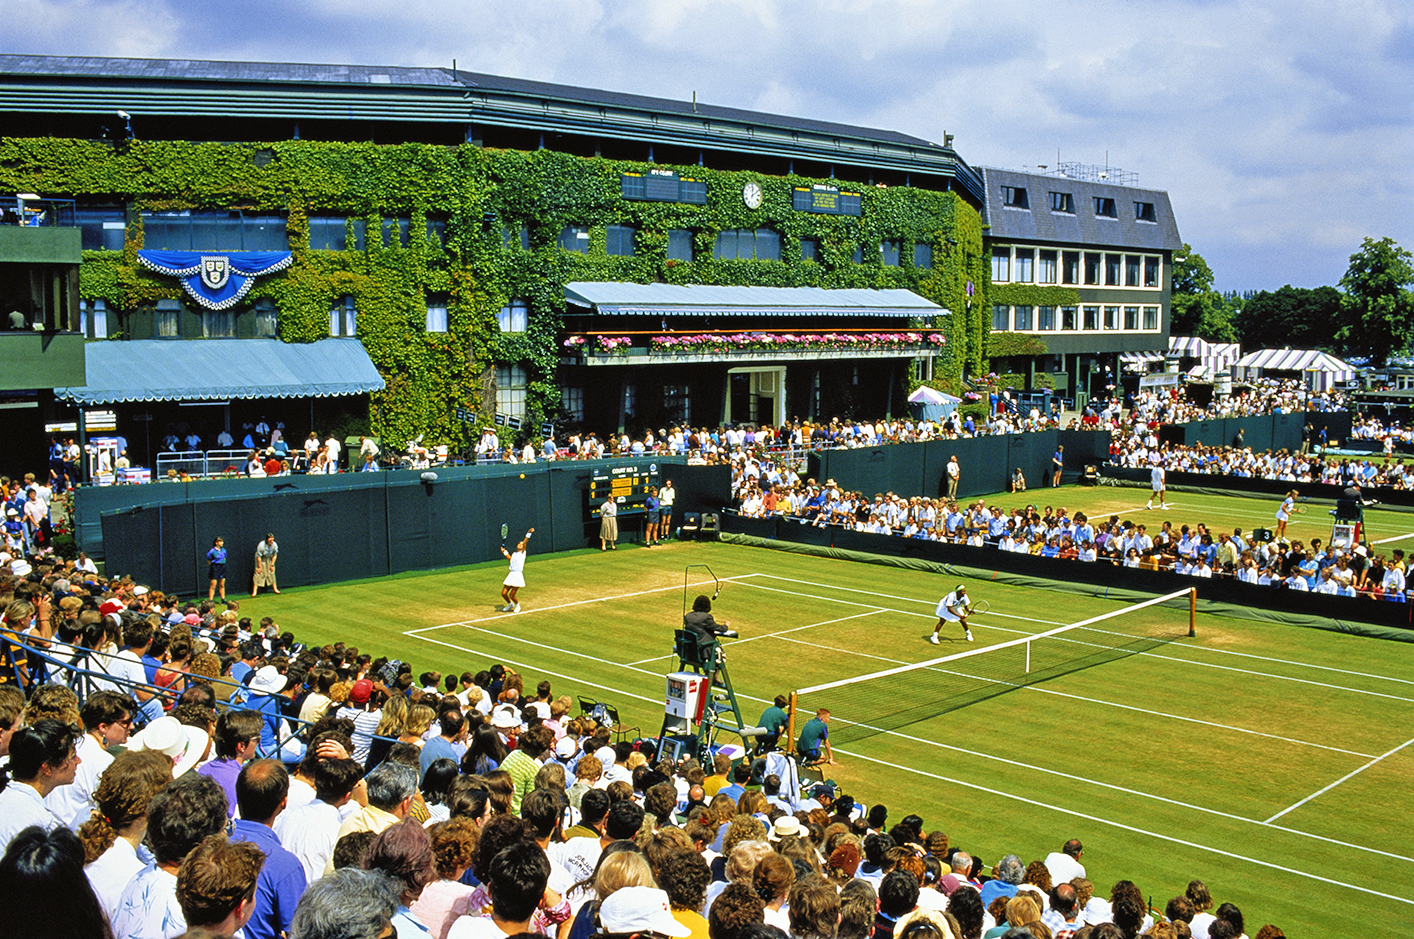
[248,539,1414,934]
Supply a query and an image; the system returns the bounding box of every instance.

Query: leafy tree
[1168,244,1237,342]
[1233,285,1341,350]
[1335,237,1414,365]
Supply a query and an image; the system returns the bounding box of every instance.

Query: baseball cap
[598,887,690,938]
[349,678,373,704]
[555,737,578,759]
[100,599,125,616]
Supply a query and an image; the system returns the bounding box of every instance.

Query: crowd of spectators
[0,542,1287,939]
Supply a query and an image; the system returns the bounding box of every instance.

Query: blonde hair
[594,850,656,900]
[405,704,435,738]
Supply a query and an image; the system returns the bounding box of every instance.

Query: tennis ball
[519,473,525,479]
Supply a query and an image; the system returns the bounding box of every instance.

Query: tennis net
[792,587,1196,748]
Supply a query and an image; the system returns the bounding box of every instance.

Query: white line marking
[1371,530,1414,545]
[1265,735,1414,823]
[627,609,887,665]
[834,745,1414,905]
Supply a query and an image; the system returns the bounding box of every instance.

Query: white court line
[834,745,1414,906]
[627,609,887,665]
[741,573,1065,627]
[1371,529,1414,545]
[1265,734,1414,824]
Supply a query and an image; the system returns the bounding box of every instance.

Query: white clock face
[743,182,763,209]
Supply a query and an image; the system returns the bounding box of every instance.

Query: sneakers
[928,634,939,644]
[965,629,974,642]
[1144,503,1152,510]
[1161,504,1170,510]
[500,604,512,612]
[513,603,521,613]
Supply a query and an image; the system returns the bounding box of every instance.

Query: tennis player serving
[499,527,534,613]
[930,584,975,644]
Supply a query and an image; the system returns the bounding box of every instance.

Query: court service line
[1371,529,1414,545]
[738,572,1066,628]
[1265,734,1414,824]
[834,746,1414,906]
[627,609,888,666]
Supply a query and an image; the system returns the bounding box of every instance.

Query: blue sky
[6,0,1412,292]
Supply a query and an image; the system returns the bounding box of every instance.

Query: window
[142,210,287,250]
[913,243,932,269]
[801,239,820,263]
[74,206,125,251]
[156,299,180,338]
[992,305,1011,330]
[426,295,449,333]
[560,386,585,422]
[503,223,530,250]
[80,299,108,339]
[1134,201,1157,222]
[202,310,234,338]
[1038,250,1057,284]
[329,296,356,337]
[1084,253,1101,286]
[1144,256,1160,288]
[881,240,901,266]
[1104,306,1119,329]
[1124,306,1140,330]
[1062,251,1080,285]
[1037,305,1055,331]
[558,226,590,253]
[1014,306,1033,330]
[852,245,863,264]
[425,218,447,246]
[1125,255,1141,287]
[667,230,693,262]
[1143,306,1160,330]
[1105,254,1121,287]
[497,299,528,333]
[1094,197,1118,218]
[381,219,410,248]
[1050,191,1075,214]
[1014,250,1034,283]
[713,229,780,261]
[1061,306,1078,330]
[1083,306,1099,330]
[992,247,1011,282]
[497,365,528,420]
[254,298,278,337]
[663,384,691,425]
[309,216,359,250]
[1001,186,1029,209]
[606,224,636,257]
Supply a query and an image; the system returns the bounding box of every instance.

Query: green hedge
[0,137,988,446]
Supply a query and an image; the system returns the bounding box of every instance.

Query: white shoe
[1161,504,1170,510]
[513,603,521,613]
[500,604,511,612]
[1144,504,1152,510]
[965,630,974,642]
[928,634,939,644]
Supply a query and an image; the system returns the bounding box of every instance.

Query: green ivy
[988,284,1080,307]
[0,137,987,444]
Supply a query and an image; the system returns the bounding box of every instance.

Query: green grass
[241,536,1414,936]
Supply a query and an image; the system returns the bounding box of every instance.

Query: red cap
[350,679,374,704]
[100,599,125,616]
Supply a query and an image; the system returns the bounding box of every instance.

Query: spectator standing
[206,537,228,603]
[252,534,280,597]
[660,479,676,538]
[600,495,618,551]
[946,455,960,500]
[1052,445,1064,488]
[230,759,308,939]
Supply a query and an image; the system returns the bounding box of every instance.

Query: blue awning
[56,338,386,405]
[564,282,946,318]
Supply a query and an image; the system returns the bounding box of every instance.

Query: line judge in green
[797,708,838,766]
[755,695,789,753]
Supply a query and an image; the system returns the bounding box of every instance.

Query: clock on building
[742,181,763,209]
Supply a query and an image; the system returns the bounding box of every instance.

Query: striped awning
[1233,348,1355,376]
[564,282,945,318]
[1168,336,1211,358]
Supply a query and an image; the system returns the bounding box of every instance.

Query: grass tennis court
[243,537,1414,935]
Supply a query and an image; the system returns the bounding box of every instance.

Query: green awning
[56,338,385,405]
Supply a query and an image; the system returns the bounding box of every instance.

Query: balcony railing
[562,328,946,365]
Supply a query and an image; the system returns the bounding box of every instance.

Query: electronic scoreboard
[588,463,661,518]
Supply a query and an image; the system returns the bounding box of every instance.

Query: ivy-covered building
[4,55,1158,467]
[980,166,1183,408]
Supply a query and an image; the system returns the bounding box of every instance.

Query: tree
[1233,285,1341,350]
[1168,244,1237,343]
[1336,237,1414,365]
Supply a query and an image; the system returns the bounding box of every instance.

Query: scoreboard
[588,463,661,518]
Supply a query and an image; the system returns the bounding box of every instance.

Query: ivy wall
[0,137,988,447]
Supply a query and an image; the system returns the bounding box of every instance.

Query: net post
[786,692,798,756]
[1188,587,1197,638]
[1025,638,1031,674]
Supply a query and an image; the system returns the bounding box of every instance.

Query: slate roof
[980,166,1183,251]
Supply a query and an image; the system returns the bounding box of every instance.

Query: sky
[5,0,1412,292]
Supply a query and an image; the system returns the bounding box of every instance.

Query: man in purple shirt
[198,709,262,817]
[230,759,307,939]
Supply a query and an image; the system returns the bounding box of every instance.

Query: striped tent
[1232,348,1356,391]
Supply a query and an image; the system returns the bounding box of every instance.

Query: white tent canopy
[1233,348,1355,391]
[907,386,960,405]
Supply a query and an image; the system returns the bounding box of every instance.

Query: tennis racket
[500,523,509,545]
[1293,505,1307,514]
[965,599,990,615]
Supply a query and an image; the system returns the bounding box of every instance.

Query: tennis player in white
[499,527,535,612]
[930,584,973,643]
[1145,461,1168,510]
